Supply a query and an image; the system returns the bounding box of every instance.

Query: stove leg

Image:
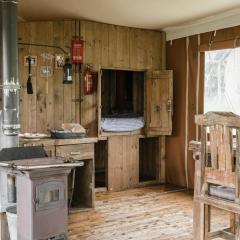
[0,213,10,240]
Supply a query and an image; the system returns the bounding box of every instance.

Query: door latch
[154,105,160,112]
[167,99,173,115]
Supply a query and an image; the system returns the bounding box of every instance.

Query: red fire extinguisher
[84,66,93,94]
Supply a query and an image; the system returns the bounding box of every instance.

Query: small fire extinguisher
[84,66,93,94]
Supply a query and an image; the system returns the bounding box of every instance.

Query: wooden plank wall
[80,20,165,136]
[18,20,81,134]
[80,20,164,70]
[108,136,139,191]
[18,20,165,136]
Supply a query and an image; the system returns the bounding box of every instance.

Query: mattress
[101,116,144,132]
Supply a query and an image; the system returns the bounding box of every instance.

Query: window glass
[204,48,240,115]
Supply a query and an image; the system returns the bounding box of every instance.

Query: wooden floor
[68,185,229,240]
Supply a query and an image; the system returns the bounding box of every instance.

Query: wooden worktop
[20,137,98,147]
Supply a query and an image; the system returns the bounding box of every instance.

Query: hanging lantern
[84,66,93,94]
[63,58,72,84]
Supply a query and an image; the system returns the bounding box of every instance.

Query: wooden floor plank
[68,185,230,240]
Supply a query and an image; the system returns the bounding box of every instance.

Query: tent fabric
[166,25,240,189]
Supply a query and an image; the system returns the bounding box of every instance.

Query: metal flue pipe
[0,0,20,139]
[0,0,20,207]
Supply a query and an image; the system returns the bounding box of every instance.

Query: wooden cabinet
[107,136,139,192]
[97,68,173,137]
[20,138,97,210]
[95,135,165,192]
[145,70,173,136]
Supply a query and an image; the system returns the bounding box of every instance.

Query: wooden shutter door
[145,70,173,136]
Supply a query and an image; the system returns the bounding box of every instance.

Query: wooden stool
[190,112,240,240]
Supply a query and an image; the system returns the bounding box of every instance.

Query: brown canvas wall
[166,38,187,187]
[166,25,240,188]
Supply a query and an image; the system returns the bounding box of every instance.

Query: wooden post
[204,205,210,240]
[235,129,240,239]
[193,126,206,240]
[193,199,204,240]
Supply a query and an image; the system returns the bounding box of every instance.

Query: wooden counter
[20,136,165,194]
[20,137,98,146]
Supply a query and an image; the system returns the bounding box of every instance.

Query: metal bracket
[0,83,21,90]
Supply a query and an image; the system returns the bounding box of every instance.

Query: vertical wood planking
[84,21,94,65]
[108,24,118,68]
[146,30,154,70]
[101,24,109,68]
[136,29,145,70]
[129,28,138,69]
[19,22,38,133]
[81,20,164,135]
[108,136,124,191]
[63,20,74,123]
[35,22,50,133]
[92,22,102,67]
[19,20,77,133]
[124,136,139,188]
[53,21,64,129]
[19,20,165,136]
[45,24,54,132]
[79,21,86,127]
[116,26,130,68]
[161,31,166,70]
[71,21,77,123]
[75,20,81,124]
[80,21,97,136]
[19,22,31,133]
[108,136,139,191]
[209,126,218,169]
[217,125,225,171]
[91,22,101,135]
[224,126,232,171]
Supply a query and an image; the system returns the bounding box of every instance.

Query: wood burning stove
[0,156,84,240]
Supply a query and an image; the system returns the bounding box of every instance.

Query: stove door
[35,180,65,211]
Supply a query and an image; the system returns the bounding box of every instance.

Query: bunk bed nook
[100,69,145,135]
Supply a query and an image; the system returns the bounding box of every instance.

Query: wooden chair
[191,112,240,240]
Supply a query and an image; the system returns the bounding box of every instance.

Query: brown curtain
[166,25,240,188]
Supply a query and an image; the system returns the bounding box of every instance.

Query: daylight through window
[204,48,240,115]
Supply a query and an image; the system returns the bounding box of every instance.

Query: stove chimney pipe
[0,0,20,144]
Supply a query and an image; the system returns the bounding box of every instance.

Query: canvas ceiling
[18,0,240,30]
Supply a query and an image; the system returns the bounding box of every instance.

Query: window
[204,48,240,115]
